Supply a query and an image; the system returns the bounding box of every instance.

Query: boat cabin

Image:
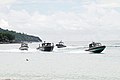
[89,42,102,48]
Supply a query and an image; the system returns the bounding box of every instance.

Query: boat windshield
[21,43,28,47]
[89,42,102,48]
[59,41,64,44]
[42,43,54,46]
[95,43,102,46]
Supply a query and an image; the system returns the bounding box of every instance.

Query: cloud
[99,3,120,8]
[0,0,120,41]
[1,7,120,41]
[96,0,120,4]
[0,0,16,5]
[95,0,120,8]
[16,0,74,4]
[0,19,10,28]
[0,0,16,14]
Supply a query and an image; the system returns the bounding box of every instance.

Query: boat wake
[0,45,95,54]
[53,46,89,54]
[0,48,38,53]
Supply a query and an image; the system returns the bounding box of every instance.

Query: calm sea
[0,41,119,80]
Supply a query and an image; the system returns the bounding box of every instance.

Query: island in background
[0,28,42,43]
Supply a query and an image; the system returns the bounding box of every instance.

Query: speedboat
[56,41,66,48]
[19,42,29,50]
[85,42,106,53]
[37,42,54,52]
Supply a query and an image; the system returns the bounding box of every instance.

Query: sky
[0,0,120,42]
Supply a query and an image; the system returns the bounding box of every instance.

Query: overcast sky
[0,0,120,42]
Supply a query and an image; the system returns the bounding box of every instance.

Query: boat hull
[39,46,54,52]
[19,47,28,50]
[56,44,66,48]
[85,46,106,53]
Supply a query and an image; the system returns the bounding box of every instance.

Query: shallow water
[0,41,120,80]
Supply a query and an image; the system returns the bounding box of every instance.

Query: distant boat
[37,42,54,52]
[19,42,29,50]
[85,42,106,53]
[56,41,66,48]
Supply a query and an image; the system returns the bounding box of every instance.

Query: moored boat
[85,42,106,53]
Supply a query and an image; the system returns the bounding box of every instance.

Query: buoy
[26,59,29,61]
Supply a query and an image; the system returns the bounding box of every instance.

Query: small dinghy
[85,42,106,53]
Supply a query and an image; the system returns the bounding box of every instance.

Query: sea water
[0,41,119,80]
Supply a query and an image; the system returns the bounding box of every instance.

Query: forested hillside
[0,28,42,43]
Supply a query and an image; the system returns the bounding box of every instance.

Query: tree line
[0,28,42,43]
[0,32,15,43]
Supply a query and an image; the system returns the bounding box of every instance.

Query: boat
[56,41,66,48]
[19,42,29,50]
[37,42,54,52]
[85,42,106,53]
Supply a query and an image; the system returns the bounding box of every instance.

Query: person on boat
[60,40,63,43]
[92,42,96,47]
[52,43,54,46]
[37,44,41,49]
[89,42,96,48]
[42,41,46,46]
[47,43,50,46]
[89,43,92,48]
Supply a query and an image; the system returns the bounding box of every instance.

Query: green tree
[0,32,15,43]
